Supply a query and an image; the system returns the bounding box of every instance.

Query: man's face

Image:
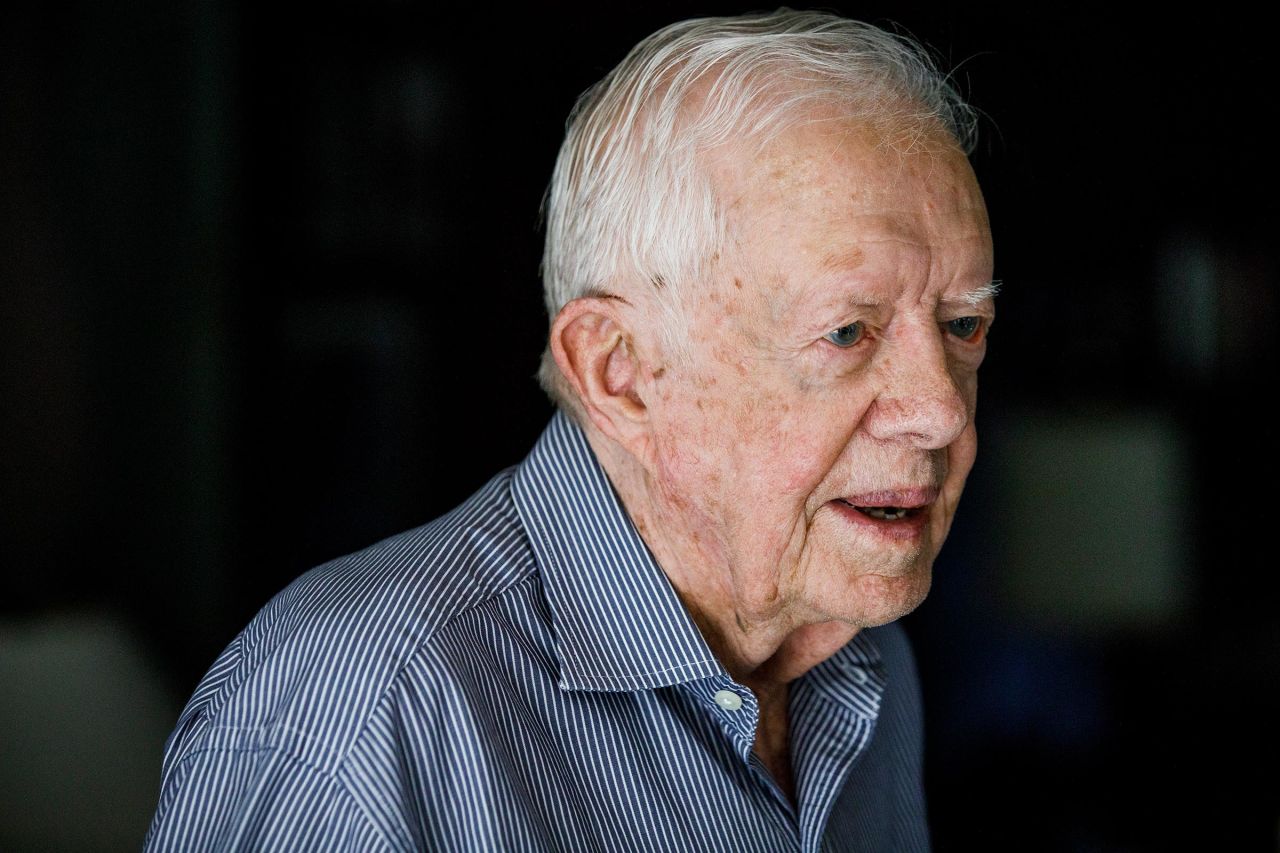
[641,119,994,630]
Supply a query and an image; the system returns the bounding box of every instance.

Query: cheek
[652,382,811,512]
[648,383,741,513]
[777,381,881,487]
[950,369,981,477]
[769,419,849,495]
[654,341,876,504]
[944,424,979,496]
[741,389,878,503]
[953,365,980,417]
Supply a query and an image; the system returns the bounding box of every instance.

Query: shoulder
[168,468,538,771]
[243,468,532,669]
[147,468,556,849]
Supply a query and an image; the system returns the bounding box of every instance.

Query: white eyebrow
[960,280,1002,306]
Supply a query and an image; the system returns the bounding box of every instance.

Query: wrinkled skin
[571,117,994,796]
[609,120,994,673]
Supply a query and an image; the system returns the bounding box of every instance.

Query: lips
[824,484,936,537]
[839,487,937,513]
[831,487,939,536]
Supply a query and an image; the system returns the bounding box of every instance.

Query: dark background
[3,2,1277,850]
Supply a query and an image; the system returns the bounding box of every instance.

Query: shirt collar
[805,628,886,718]
[511,412,723,692]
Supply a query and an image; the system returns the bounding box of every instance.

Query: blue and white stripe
[146,412,929,851]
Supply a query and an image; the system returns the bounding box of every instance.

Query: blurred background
[2,1,1276,850]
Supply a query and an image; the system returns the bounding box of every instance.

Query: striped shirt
[146,412,930,851]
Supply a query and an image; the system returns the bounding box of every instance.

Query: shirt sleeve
[143,624,402,852]
[144,740,393,852]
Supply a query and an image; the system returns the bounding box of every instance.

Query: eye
[824,322,865,348]
[945,316,984,342]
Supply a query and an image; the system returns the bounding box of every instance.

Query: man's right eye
[824,323,865,348]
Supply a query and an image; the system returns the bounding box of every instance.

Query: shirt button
[713,689,743,711]
[847,666,870,685]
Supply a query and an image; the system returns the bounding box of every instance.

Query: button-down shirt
[146,412,930,851]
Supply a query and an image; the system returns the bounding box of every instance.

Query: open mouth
[836,499,918,521]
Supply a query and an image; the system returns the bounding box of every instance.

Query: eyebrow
[957,280,1001,306]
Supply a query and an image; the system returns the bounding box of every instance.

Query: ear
[549,297,650,450]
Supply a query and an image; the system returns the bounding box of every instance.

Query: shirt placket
[683,676,801,846]
[790,658,885,853]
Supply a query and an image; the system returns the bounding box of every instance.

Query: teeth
[859,506,907,520]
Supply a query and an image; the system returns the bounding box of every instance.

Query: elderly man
[147,9,994,852]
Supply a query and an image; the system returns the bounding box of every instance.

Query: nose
[863,324,970,450]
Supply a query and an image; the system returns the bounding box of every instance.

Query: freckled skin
[625,122,992,652]
[578,117,993,796]
[604,119,993,676]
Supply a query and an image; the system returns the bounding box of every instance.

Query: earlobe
[550,298,649,446]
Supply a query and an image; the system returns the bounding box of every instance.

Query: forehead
[706,119,992,309]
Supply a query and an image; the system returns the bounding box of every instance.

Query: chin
[836,562,934,627]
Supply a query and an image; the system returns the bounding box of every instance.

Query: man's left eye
[945,316,983,341]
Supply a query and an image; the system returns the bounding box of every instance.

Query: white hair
[537,8,977,407]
